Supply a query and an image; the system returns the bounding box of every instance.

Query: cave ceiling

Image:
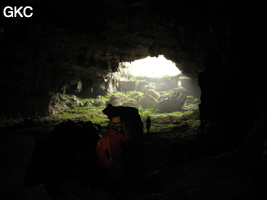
[0,0,218,80]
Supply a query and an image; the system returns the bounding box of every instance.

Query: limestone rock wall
[0,0,265,154]
[197,2,266,153]
[0,0,214,119]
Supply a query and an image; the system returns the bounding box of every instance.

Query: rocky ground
[121,132,266,200]
[1,113,267,200]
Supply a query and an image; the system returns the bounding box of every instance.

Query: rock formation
[102,104,144,147]
[0,1,266,199]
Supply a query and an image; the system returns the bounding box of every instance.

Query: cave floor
[119,132,266,200]
[1,120,267,200]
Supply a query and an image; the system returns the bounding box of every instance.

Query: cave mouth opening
[36,54,201,133]
[114,55,200,133]
[122,55,181,78]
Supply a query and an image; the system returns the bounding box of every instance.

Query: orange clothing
[103,128,127,181]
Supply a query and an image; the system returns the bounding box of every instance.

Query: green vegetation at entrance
[41,91,200,133]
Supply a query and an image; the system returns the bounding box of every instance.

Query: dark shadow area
[1,0,266,200]
[1,103,266,200]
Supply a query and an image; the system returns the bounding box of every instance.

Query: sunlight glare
[124,55,181,77]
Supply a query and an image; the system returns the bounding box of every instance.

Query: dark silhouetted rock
[24,120,101,192]
[102,104,143,146]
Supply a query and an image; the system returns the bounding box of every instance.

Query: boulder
[131,92,144,101]
[155,88,186,113]
[47,93,69,115]
[138,94,156,108]
[136,81,149,92]
[143,83,155,91]
[23,120,101,190]
[69,96,84,107]
[145,89,160,99]
[122,100,138,107]
[119,81,136,91]
[109,93,127,105]
[102,104,143,147]
[47,94,84,115]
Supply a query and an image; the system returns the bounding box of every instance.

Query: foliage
[41,90,199,129]
[95,99,106,107]
[149,119,200,135]
[146,111,200,134]
[134,79,148,88]
[76,96,93,103]
[159,90,174,97]
[124,91,144,101]
[182,96,200,110]
[150,123,178,133]
[152,111,193,118]
[105,92,125,99]
[137,102,159,119]
[42,103,109,125]
[162,75,171,80]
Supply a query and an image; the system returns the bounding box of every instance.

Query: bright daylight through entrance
[123,55,181,77]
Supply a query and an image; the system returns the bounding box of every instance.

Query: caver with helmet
[98,116,130,196]
[105,116,129,159]
[109,116,124,131]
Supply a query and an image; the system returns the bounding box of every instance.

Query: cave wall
[0,0,214,117]
[198,2,266,153]
[0,0,266,152]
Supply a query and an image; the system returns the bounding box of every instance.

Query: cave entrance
[42,55,200,135]
[115,55,200,135]
[123,55,181,77]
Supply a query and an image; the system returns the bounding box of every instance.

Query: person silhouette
[145,116,151,134]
